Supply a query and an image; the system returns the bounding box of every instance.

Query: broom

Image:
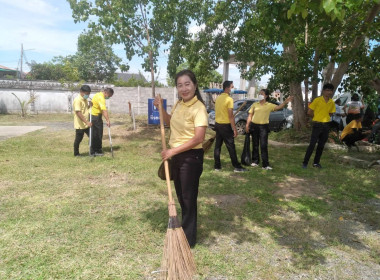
[157,95,196,280]
[107,126,114,158]
[203,101,247,153]
[89,105,93,157]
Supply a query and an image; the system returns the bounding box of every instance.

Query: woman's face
[176,75,196,102]
[259,90,267,100]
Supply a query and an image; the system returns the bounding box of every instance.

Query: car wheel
[236,120,246,135]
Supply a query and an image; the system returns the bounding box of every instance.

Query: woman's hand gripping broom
[157,95,196,280]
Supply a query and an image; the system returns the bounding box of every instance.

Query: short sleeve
[194,105,208,127]
[74,98,81,112]
[227,97,233,109]
[99,99,107,111]
[309,99,317,110]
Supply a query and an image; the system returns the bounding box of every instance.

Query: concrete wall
[0,80,178,115]
[0,79,245,115]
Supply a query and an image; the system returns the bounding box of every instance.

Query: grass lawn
[1,114,379,279]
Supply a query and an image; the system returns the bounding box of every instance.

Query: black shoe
[94,152,104,157]
[302,163,307,169]
[313,163,322,168]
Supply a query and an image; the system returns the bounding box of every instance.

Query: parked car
[208,99,293,134]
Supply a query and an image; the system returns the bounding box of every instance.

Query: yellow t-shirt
[73,94,89,129]
[169,96,208,149]
[340,120,362,140]
[248,102,277,124]
[309,96,335,122]
[91,92,107,116]
[215,93,233,124]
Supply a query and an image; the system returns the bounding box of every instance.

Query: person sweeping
[154,69,208,250]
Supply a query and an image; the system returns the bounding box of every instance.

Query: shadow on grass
[133,127,380,271]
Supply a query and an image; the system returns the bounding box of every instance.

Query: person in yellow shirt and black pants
[245,89,293,170]
[154,70,208,248]
[302,83,336,168]
[340,114,370,148]
[73,85,92,157]
[214,81,246,172]
[91,88,114,156]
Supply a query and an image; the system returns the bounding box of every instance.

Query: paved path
[0,126,46,141]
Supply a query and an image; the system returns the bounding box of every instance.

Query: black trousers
[342,132,365,147]
[172,149,204,247]
[213,123,242,169]
[91,115,103,154]
[303,122,330,165]
[74,128,89,156]
[330,121,340,132]
[249,123,270,167]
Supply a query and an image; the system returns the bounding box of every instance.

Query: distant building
[116,72,147,83]
[0,65,18,79]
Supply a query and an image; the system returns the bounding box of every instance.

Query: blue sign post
[148,98,167,125]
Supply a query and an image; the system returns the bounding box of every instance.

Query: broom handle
[157,95,174,204]
[89,106,92,156]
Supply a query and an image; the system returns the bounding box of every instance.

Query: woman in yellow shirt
[245,89,293,170]
[340,114,370,148]
[154,70,208,247]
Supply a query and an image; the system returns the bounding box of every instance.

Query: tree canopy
[67,0,197,97]
[168,0,380,129]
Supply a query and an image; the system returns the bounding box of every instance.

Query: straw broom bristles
[159,203,196,280]
[202,101,247,153]
[157,95,196,280]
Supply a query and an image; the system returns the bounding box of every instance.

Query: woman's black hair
[352,94,359,101]
[260,89,270,100]
[175,69,205,104]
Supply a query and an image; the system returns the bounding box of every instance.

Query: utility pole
[20,43,23,79]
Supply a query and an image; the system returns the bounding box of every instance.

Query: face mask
[230,88,235,94]
[258,95,265,101]
[83,94,89,100]
[105,96,110,100]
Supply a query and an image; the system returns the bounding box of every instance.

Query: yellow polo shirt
[73,94,89,129]
[249,102,277,124]
[215,93,233,124]
[91,92,107,116]
[169,96,208,149]
[309,96,335,122]
[340,120,362,140]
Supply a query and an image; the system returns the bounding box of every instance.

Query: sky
[0,0,268,89]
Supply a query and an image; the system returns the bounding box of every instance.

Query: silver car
[208,99,293,135]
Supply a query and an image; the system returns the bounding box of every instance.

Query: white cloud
[0,0,59,17]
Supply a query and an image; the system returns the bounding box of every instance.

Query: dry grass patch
[275,176,328,200]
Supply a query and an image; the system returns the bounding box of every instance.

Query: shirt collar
[180,96,198,107]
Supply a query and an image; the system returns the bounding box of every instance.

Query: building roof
[116,72,147,82]
[0,65,17,72]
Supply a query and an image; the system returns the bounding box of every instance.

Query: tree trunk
[311,48,320,101]
[149,50,155,98]
[304,79,309,113]
[291,82,307,130]
[283,42,307,130]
